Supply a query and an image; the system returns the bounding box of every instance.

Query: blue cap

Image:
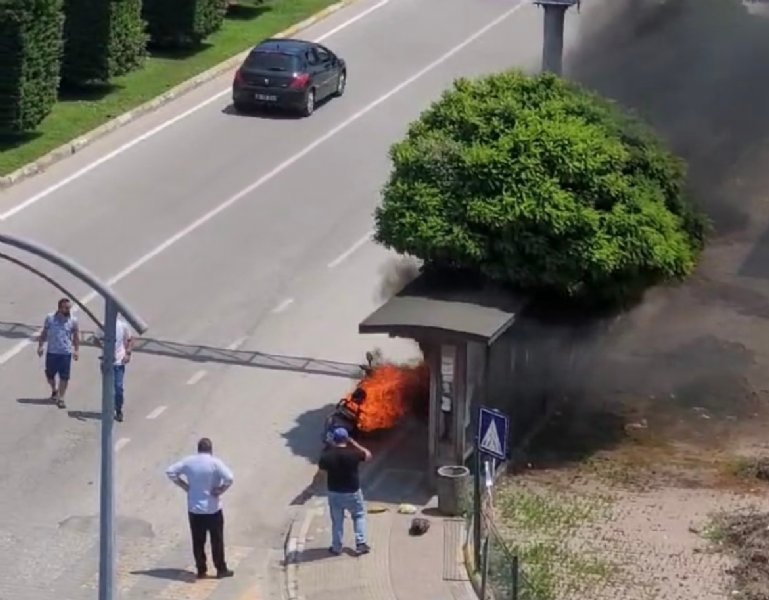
[332,427,350,443]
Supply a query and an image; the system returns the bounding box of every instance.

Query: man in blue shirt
[166,438,235,579]
[37,298,80,409]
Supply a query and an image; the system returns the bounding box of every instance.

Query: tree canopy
[374,71,707,307]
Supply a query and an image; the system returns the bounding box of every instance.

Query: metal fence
[479,515,553,600]
[469,458,550,600]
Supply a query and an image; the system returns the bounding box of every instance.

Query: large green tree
[0,0,64,134]
[375,71,707,306]
[61,0,147,86]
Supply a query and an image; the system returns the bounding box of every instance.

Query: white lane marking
[0,0,392,221]
[271,297,294,314]
[227,336,248,351]
[327,230,374,268]
[186,370,207,385]
[0,2,524,366]
[316,0,390,41]
[115,437,131,452]
[145,405,167,419]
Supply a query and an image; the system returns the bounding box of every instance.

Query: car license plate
[254,94,277,101]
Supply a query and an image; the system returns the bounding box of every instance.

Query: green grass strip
[0,0,340,176]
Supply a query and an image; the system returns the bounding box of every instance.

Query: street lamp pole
[0,234,147,600]
[535,0,580,75]
[98,299,118,600]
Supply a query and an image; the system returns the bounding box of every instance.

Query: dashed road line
[186,370,207,385]
[327,230,374,268]
[115,437,131,452]
[271,297,294,314]
[227,336,248,351]
[145,405,167,420]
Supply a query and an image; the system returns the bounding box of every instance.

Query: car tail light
[233,69,244,85]
[289,73,310,89]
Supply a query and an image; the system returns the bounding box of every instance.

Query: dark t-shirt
[319,445,365,493]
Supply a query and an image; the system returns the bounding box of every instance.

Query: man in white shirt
[166,438,235,579]
[112,317,133,422]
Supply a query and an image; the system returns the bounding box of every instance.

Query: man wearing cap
[318,427,372,555]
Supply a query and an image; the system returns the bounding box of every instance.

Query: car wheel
[334,70,346,97]
[300,88,316,117]
[233,101,248,113]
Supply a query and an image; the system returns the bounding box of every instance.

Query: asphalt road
[0,0,588,598]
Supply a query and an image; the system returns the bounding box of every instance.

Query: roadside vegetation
[0,0,339,176]
[495,483,615,600]
[374,71,707,309]
[703,511,769,600]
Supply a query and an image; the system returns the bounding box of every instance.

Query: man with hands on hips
[166,438,235,580]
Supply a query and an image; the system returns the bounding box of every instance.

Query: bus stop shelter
[358,271,526,486]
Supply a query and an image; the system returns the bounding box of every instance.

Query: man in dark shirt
[318,427,372,555]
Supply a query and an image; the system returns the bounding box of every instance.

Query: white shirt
[166,452,235,514]
[113,319,132,366]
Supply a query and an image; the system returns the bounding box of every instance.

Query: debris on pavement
[397,503,417,514]
[408,517,430,536]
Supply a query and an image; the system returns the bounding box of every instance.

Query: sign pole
[535,0,579,75]
[473,433,482,570]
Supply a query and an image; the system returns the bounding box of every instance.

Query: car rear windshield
[244,51,299,72]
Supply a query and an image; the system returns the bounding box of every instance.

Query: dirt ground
[496,411,769,600]
[490,4,769,598]
[486,3,769,599]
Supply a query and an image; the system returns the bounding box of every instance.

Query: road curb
[284,505,318,600]
[0,0,357,190]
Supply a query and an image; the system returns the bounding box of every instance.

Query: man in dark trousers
[318,427,372,555]
[166,438,235,579]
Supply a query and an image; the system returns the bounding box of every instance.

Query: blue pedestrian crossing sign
[478,407,509,461]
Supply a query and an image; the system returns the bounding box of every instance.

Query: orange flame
[344,362,429,432]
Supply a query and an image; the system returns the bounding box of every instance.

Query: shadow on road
[15,401,100,421]
[299,547,358,564]
[67,409,100,421]
[282,402,337,464]
[221,104,302,120]
[220,95,333,120]
[130,567,195,583]
[0,321,365,380]
[16,397,53,406]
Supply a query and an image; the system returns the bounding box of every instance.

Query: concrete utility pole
[535,0,580,75]
[0,234,147,600]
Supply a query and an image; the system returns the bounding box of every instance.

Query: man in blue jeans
[318,427,372,556]
[110,316,134,422]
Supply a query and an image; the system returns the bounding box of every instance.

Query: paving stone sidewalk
[284,427,477,600]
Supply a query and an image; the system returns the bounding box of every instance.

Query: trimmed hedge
[0,0,64,134]
[62,0,148,85]
[142,0,228,49]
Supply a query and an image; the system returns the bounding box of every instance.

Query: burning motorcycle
[321,350,429,449]
[322,352,378,447]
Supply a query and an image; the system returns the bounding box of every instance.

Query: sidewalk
[283,424,477,600]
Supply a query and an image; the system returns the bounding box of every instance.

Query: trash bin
[436,465,470,517]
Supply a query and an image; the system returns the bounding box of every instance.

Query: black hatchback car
[232,38,347,117]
